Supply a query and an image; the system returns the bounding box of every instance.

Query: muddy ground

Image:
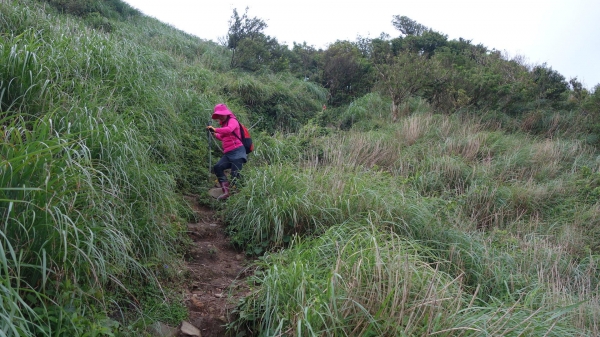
[177,195,253,337]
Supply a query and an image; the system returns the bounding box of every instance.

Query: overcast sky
[122,0,600,89]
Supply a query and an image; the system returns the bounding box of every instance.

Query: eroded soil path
[180,195,252,337]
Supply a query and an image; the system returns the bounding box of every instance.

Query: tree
[392,15,427,36]
[531,63,568,102]
[355,34,400,65]
[374,51,440,121]
[227,7,268,68]
[582,84,600,114]
[366,37,395,65]
[321,41,373,106]
[290,42,322,81]
[234,38,269,71]
[430,48,533,113]
[391,16,447,57]
[403,30,448,57]
[569,77,587,104]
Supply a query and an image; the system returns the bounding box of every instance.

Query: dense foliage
[1,0,599,336]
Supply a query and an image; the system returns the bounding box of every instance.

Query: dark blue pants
[213,149,246,184]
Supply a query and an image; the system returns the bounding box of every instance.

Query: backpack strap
[230,119,244,145]
[230,118,243,140]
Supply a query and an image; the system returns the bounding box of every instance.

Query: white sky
[122,0,600,89]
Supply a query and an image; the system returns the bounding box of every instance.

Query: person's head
[212,103,234,122]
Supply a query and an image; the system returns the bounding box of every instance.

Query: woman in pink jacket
[206,103,247,200]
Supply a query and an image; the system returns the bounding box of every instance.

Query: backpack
[234,123,254,154]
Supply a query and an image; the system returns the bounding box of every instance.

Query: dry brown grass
[398,113,433,145]
[445,132,489,162]
[320,133,401,170]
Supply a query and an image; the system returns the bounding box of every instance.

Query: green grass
[226,111,600,335]
[223,163,430,254]
[229,222,583,336]
[3,0,600,336]
[0,1,192,334]
[0,0,327,334]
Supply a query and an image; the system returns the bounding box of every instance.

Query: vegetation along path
[179,195,251,337]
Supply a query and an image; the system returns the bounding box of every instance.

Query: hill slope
[1,0,600,336]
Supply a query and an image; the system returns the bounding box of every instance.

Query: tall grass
[0,109,183,334]
[0,0,199,334]
[226,110,600,335]
[224,162,441,253]
[230,223,582,336]
[4,0,599,335]
[221,73,326,132]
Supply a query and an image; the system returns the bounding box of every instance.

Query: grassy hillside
[1,0,599,336]
[227,105,600,335]
[0,0,324,335]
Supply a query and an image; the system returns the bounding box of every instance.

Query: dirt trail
[180,195,251,337]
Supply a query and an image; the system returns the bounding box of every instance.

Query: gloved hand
[206,125,216,133]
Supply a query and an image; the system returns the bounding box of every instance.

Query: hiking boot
[217,181,230,200]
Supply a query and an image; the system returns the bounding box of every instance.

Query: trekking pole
[249,115,263,129]
[207,120,212,181]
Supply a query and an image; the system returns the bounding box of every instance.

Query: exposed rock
[190,295,204,310]
[147,322,177,337]
[180,321,201,337]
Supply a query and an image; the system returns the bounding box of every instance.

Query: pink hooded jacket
[212,104,244,153]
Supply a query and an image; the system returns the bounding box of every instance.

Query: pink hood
[212,103,234,119]
[211,104,243,153]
